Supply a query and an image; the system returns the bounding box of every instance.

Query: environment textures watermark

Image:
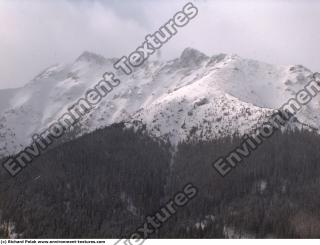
[113,2,198,75]
[115,183,198,245]
[2,2,199,177]
[213,72,320,177]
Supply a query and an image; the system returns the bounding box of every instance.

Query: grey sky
[0,0,319,89]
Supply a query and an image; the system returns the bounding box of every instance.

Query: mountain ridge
[0,48,318,156]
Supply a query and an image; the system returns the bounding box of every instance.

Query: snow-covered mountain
[0,48,318,157]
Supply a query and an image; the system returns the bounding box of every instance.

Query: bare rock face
[179,47,208,67]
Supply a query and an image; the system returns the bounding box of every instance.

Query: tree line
[1,124,320,238]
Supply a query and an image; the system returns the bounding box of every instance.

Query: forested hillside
[1,125,320,238]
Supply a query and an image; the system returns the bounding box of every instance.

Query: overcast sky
[0,0,319,89]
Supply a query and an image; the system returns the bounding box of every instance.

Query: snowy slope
[0,88,19,115]
[0,48,318,157]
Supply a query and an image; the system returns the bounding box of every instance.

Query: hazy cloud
[0,0,319,89]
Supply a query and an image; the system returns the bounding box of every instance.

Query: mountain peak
[75,51,107,64]
[180,47,208,66]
